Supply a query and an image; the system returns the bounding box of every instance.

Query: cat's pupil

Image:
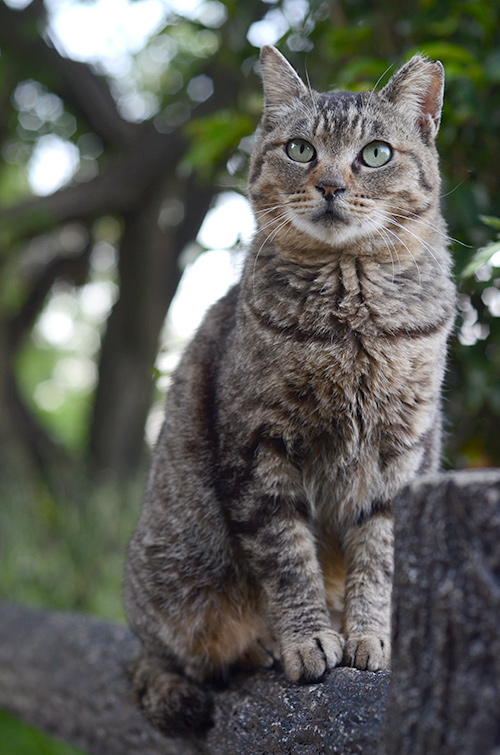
[286,139,315,163]
[361,141,392,167]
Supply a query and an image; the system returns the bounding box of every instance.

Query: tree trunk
[88,176,215,477]
[0,0,256,480]
[384,468,500,754]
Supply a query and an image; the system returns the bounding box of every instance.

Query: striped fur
[124,46,456,733]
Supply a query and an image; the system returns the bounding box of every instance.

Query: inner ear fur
[381,55,445,136]
[259,45,311,119]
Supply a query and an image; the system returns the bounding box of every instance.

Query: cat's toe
[282,629,344,682]
[344,633,391,671]
[238,640,276,670]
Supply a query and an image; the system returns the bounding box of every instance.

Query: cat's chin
[289,214,369,251]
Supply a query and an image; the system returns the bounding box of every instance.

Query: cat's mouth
[287,203,365,248]
[313,204,349,225]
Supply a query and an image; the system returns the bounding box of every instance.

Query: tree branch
[3,368,68,471]
[0,602,388,755]
[0,0,139,147]
[8,243,91,350]
[88,174,216,476]
[0,126,184,246]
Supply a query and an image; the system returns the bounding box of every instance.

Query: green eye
[361,141,393,168]
[286,139,316,163]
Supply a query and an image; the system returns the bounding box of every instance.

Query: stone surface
[0,602,389,755]
[384,468,500,754]
[209,665,388,754]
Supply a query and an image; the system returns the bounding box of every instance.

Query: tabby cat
[124,45,456,734]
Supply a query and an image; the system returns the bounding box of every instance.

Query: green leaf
[479,215,500,232]
[461,239,500,279]
[182,109,255,175]
[415,41,477,65]
[151,366,162,383]
[0,711,85,755]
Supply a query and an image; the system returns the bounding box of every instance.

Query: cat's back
[170,281,240,392]
[126,284,243,609]
[128,285,239,537]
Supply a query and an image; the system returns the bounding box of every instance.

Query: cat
[124,45,456,735]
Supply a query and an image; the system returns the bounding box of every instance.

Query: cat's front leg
[231,490,344,682]
[341,504,393,671]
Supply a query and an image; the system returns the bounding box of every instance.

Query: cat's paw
[238,640,276,671]
[344,633,391,671]
[281,630,344,682]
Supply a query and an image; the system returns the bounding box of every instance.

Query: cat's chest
[236,253,449,465]
[294,337,424,525]
[250,304,439,493]
[245,255,442,419]
[281,328,400,435]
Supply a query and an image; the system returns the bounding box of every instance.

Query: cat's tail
[129,653,214,735]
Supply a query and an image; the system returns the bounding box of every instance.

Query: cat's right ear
[380,55,445,140]
[259,46,310,127]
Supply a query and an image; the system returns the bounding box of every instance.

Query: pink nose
[316,177,347,199]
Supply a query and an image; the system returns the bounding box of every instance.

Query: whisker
[256,211,291,235]
[364,63,395,113]
[382,202,471,248]
[373,206,449,272]
[382,215,446,274]
[304,59,318,118]
[293,99,317,121]
[387,215,455,265]
[440,179,466,199]
[254,200,296,218]
[382,204,449,239]
[365,218,401,283]
[373,219,422,286]
[374,224,401,282]
[252,215,292,297]
[363,219,392,279]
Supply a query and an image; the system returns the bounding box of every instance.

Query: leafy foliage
[0,712,84,755]
[0,472,139,618]
[0,0,498,604]
[184,109,256,175]
[460,217,500,279]
[0,0,498,475]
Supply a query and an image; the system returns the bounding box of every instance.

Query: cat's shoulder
[193,282,240,341]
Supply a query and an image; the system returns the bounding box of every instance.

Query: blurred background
[0,0,498,751]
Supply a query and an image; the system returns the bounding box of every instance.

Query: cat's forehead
[314,91,362,132]
[317,90,363,109]
[285,88,392,144]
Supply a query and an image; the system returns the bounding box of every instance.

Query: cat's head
[249,46,445,260]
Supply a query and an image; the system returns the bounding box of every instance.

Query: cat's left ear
[381,55,445,139]
[259,46,310,125]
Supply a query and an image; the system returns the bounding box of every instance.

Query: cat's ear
[259,45,310,122]
[381,55,445,138]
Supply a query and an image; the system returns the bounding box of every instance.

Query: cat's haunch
[124,45,456,735]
